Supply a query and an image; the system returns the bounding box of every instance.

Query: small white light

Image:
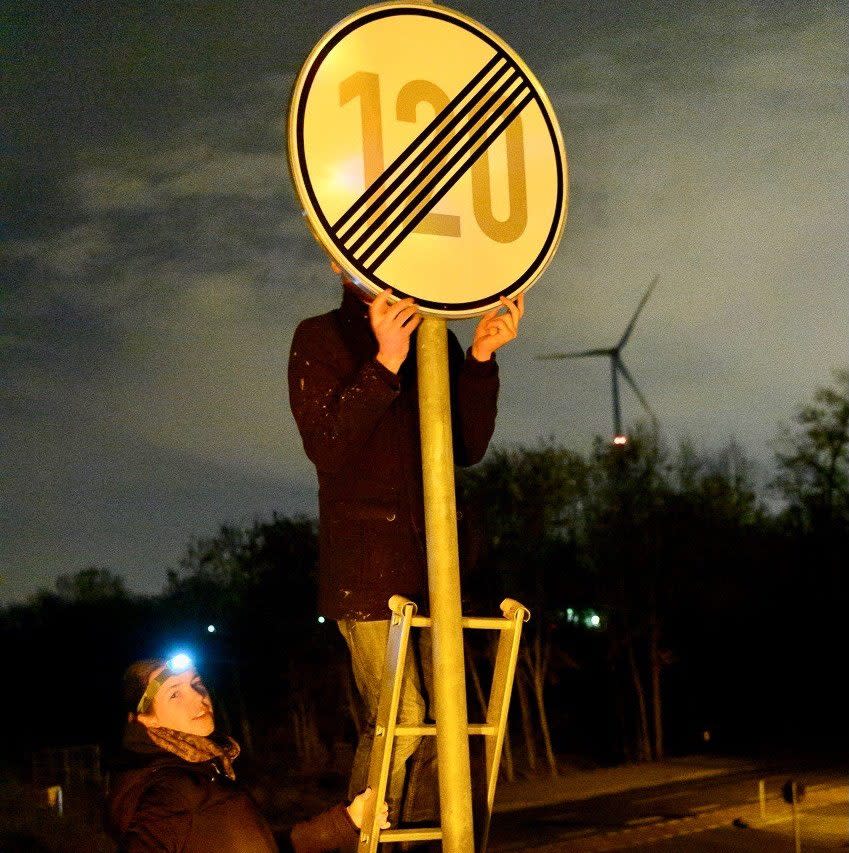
[317,616,326,624]
[207,624,216,633]
[583,611,601,629]
[168,653,192,672]
[613,435,628,446]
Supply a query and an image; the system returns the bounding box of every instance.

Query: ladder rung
[463,617,513,630]
[395,724,436,737]
[378,827,442,843]
[394,725,436,736]
[394,724,497,737]
[410,616,513,631]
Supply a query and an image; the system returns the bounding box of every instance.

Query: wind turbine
[537,276,659,445]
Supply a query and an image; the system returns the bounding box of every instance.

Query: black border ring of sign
[291,4,566,314]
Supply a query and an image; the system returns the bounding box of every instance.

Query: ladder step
[378,827,442,843]
[411,616,512,631]
[394,724,497,737]
[468,723,497,735]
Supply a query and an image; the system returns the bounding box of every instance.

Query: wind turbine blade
[536,348,613,360]
[617,274,659,350]
[617,358,658,428]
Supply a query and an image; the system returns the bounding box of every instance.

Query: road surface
[489,766,847,851]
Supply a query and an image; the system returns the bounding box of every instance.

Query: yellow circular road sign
[288,1,568,318]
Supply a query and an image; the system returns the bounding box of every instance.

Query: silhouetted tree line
[1,369,846,775]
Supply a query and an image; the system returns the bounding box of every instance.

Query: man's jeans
[338,618,434,822]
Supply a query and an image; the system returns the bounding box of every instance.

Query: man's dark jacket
[107,722,357,853]
[288,288,499,620]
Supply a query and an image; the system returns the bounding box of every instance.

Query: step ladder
[359,594,530,852]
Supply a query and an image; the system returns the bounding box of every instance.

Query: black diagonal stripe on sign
[364,90,534,275]
[357,81,531,267]
[333,52,507,236]
[337,58,513,247]
[349,71,526,259]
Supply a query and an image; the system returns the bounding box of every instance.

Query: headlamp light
[136,653,194,714]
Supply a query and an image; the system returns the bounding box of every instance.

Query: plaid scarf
[145,727,241,781]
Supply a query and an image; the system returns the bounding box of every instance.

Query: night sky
[3,0,847,602]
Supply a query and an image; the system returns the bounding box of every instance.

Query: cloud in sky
[3,0,847,602]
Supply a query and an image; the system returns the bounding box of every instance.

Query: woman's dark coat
[107,723,357,853]
[288,287,499,620]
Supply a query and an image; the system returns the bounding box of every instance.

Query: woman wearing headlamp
[107,656,388,852]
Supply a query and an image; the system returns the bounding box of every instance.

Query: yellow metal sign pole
[417,316,475,853]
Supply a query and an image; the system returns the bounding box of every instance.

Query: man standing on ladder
[288,264,524,824]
